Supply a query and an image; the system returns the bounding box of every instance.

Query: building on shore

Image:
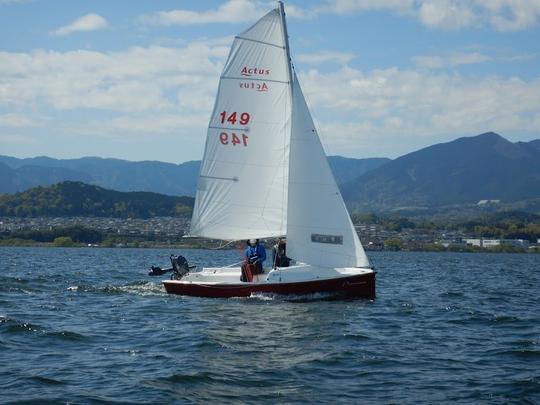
[466,238,530,249]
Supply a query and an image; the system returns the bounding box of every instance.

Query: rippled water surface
[1,247,539,404]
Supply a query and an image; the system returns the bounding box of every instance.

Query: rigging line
[209,239,239,250]
[225,260,244,267]
[293,65,332,158]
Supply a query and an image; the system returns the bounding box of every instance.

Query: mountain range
[0,155,389,197]
[342,132,540,210]
[1,132,539,211]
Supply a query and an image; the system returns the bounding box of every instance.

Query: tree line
[351,210,540,242]
[0,181,194,218]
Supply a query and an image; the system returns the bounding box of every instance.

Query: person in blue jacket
[244,239,266,273]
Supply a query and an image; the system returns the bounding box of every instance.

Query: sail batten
[220,77,288,84]
[235,36,284,48]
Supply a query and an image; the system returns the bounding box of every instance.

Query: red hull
[163,271,375,299]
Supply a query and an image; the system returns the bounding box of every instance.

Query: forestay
[190,8,291,240]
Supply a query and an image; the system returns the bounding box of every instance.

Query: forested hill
[0,181,194,218]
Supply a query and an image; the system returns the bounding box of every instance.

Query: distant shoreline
[1,241,538,254]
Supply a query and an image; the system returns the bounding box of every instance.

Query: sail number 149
[219,110,250,147]
[219,111,250,126]
[220,132,248,146]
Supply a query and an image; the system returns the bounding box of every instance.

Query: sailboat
[161,2,376,299]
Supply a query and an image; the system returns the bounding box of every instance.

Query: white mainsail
[190,3,370,269]
[189,8,291,240]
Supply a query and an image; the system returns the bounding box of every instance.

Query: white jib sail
[286,72,371,268]
[190,8,291,240]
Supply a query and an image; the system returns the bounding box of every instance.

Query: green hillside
[0,181,194,218]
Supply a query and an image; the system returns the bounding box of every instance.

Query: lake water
[0,247,539,404]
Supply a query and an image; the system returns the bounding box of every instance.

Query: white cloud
[315,0,540,31]
[281,4,314,19]
[0,40,228,145]
[297,50,355,65]
[139,0,540,31]
[0,133,37,145]
[0,43,226,114]
[52,13,109,36]
[0,33,539,160]
[413,52,493,69]
[316,0,414,14]
[479,0,540,31]
[140,0,314,26]
[298,65,540,156]
[412,51,539,69]
[0,113,42,127]
[70,113,210,139]
[141,0,267,26]
[418,0,477,29]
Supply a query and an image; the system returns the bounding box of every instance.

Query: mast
[279,1,294,236]
[278,1,294,94]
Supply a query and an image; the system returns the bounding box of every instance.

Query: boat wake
[102,281,166,296]
[66,281,166,297]
[246,291,359,302]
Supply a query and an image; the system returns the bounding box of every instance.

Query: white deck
[175,263,373,285]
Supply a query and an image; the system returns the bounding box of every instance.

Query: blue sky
[1,0,539,163]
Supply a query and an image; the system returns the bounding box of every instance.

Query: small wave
[342,332,370,341]
[3,320,43,334]
[45,330,86,341]
[487,347,540,359]
[491,314,522,324]
[30,375,65,385]
[161,371,216,384]
[510,349,540,359]
[1,316,87,342]
[441,291,464,298]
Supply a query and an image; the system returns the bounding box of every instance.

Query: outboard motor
[148,254,196,279]
[170,254,193,280]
